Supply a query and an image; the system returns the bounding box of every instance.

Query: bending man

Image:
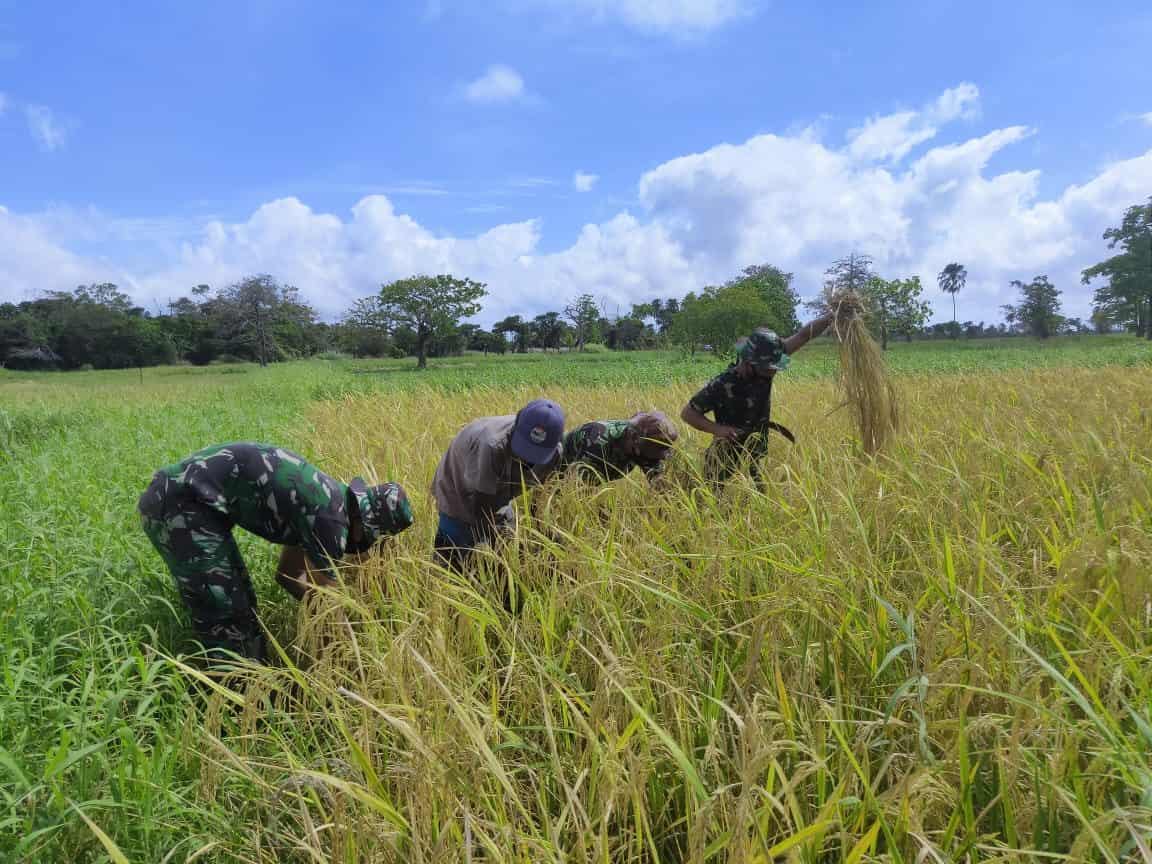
[431,398,565,572]
[138,442,413,661]
[560,411,679,485]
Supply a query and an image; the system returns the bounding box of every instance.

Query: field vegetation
[2,337,1151,862]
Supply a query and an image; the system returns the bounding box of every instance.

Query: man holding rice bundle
[680,315,834,484]
[560,411,679,485]
[138,442,414,662]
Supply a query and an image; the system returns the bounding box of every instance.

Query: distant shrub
[315,350,352,362]
[581,343,610,354]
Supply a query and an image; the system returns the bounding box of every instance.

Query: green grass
[1,337,1151,862]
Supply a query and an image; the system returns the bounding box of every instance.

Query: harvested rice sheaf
[828,291,900,455]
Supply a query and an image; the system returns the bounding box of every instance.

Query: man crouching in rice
[138,442,413,662]
[560,411,679,486]
[680,315,833,485]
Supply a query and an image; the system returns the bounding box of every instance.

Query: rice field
[2,337,1152,862]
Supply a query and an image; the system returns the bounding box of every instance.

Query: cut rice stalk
[828,291,899,455]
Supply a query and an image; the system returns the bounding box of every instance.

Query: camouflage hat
[737,328,791,371]
[348,479,414,546]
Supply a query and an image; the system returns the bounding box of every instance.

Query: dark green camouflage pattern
[137,442,358,660]
[561,420,667,482]
[689,366,787,484]
[689,364,774,432]
[348,480,414,549]
[139,502,265,659]
[737,328,791,370]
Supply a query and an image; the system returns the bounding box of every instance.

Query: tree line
[2,198,1146,371]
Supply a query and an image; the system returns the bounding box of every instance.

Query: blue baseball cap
[510,399,565,465]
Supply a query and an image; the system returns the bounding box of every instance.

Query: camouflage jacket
[144,442,354,569]
[561,420,666,481]
[688,364,774,432]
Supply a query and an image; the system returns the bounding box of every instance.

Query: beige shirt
[431,415,560,524]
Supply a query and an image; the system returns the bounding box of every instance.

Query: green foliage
[530,311,566,351]
[862,275,933,349]
[938,262,968,333]
[1083,196,1152,338]
[1003,275,1063,339]
[667,264,799,356]
[724,263,800,333]
[3,342,1152,860]
[669,283,776,355]
[563,293,601,350]
[377,274,487,369]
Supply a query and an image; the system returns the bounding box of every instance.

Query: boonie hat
[348,479,414,546]
[511,399,565,465]
[737,328,791,371]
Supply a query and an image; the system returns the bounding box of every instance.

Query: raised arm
[782,313,833,355]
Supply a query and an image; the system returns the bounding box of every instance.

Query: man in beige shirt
[432,398,565,574]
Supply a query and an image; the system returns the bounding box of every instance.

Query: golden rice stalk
[827,290,899,455]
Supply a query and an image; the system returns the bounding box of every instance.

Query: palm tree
[938,263,967,337]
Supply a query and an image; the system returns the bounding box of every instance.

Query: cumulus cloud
[3,83,1151,325]
[573,171,599,192]
[25,104,66,151]
[847,82,980,162]
[523,0,755,34]
[462,65,527,105]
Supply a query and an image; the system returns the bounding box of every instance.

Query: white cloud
[1142,112,1152,127]
[462,65,527,105]
[848,82,980,162]
[25,105,66,151]
[523,0,755,34]
[573,171,599,192]
[3,83,1151,326]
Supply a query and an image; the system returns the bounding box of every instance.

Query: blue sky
[2,0,1150,323]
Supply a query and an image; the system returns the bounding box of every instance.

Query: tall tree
[530,311,565,351]
[378,274,487,369]
[937,262,967,338]
[1003,276,1063,339]
[824,253,875,294]
[862,276,932,349]
[215,275,293,366]
[668,283,774,355]
[724,264,800,334]
[1082,197,1152,339]
[493,315,529,353]
[563,294,601,350]
[341,296,394,357]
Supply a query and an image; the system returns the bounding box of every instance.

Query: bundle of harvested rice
[827,290,900,455]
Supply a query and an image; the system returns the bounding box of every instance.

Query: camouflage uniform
[561,420,668,482]
[138,442,412,660]
[689,329,796,484]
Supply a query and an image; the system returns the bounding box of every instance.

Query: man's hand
[493,504,518,539]
[681,404,744,443]
[712,425,745,443]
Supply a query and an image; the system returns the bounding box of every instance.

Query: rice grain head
[829,290,900,455]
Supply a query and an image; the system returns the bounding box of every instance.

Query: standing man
[680,315,832,484]
[138,442,413,662]
[561,411,679,485]
[431,398,565,572]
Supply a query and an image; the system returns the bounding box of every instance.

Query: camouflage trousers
[703,435,771,485]
[138,473,266,661]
